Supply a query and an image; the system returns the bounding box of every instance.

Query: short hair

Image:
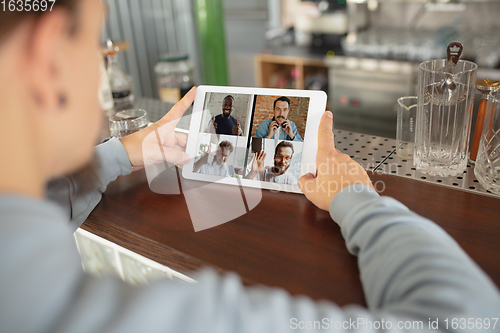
[223,95,234,103]
[219,140,234,153]
[273,96,291,110]
[275,141,294,156]
[0,0,81,41]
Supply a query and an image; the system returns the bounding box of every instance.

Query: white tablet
[183,85,327,193]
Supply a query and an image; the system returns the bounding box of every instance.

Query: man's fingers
[175,132,188,148]
[237,119,240,125]
[159,87,197,126]
[256,150,266,161]
[165,147,190,165]
[317,111,335,163]
[212,116,215,122]
[174,144,186,152]
[298,173,315,193]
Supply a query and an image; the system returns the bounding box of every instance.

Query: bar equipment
[474,90,500,194]
[469,79,500,162]
[109,109,149,138]
[154,54,195,104]
[396,96,417,159]
[414,43,477,176]
[325,56,414,138]
[98,53,114,111]
[105,39,134,109]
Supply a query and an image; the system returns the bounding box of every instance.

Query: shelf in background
[255,54,328,90]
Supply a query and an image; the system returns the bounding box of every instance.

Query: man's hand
[119,87,196,171]
[199,145,214,165]
[281,119,294,140]
[232,119,241,136]
[267,120,279,139]
[298,111,374,211]
[212,116,218,132]
[193,144,214,172]
[252,150,268,174]
[246,150,269,179]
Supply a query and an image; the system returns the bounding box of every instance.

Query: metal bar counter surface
[82,128,500,307]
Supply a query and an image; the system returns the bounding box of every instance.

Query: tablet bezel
[183,85,327,194]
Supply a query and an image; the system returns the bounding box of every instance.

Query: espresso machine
[293,0,369,54]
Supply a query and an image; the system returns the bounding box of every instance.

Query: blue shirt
[254,119,303,141]
[213,114,238,135]
[1,139,498,332]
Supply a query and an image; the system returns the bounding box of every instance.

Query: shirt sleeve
[205,117,215,133]
[197,164,207,174]
[329,184,500,327]
[254,120,269,139]
[46,138,132,232]
[291,122,302,142]
[253,171,263,181]
[5,184,499,333]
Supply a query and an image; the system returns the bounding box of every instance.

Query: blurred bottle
[98,53,114,111]
[154,53,195,104]
[105,39,134,109]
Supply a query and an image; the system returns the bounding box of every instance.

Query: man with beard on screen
[254,96,303,142]
[205,95,242,136]
[245,141,297,185]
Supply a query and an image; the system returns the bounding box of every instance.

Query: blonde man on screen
[194,141,234,177]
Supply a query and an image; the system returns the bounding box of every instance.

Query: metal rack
[334,129,498,198]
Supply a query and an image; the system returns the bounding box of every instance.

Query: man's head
[273,96,291,126]
[215,141,234,166]
[0,0,80,40]
[0,0,105,180]
[273,141,294,175]
[222,95,234,119]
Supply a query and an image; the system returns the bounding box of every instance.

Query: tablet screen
[191,92,310,187]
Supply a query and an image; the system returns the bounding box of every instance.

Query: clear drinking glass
[397,96,417,159]
[414,59,477,176]
[474,90,500,194]
[109,109,149,138]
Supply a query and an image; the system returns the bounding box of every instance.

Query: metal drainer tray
[334,129,498,198]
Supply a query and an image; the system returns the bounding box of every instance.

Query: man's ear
[22,9,71,111]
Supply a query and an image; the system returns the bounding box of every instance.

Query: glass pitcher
[414,59,477,176]
[474,90,500,194]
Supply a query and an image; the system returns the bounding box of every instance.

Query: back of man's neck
[0,90,45,198]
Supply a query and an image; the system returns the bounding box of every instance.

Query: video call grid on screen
[184,86,327,193]
[195,92,308,184]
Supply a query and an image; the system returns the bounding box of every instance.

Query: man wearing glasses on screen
[245,141,297,185]
[254,96,303,142]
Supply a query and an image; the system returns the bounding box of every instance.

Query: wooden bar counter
[82,166,500,307]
